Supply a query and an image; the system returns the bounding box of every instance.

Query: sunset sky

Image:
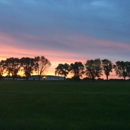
[0,0,130,77]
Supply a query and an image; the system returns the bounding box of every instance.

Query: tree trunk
[13,77,15,81]
[26,77,29,81]
[92,77,95,82]
[38,75,40,81]
[106,75,108,80]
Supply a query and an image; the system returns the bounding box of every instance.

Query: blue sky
[0,0,130,75]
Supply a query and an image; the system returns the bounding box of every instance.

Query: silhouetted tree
[34,56,51,80]
[114,61,128,80]
[70,62,84,80]
[0,60,6,80]
[20,57,35,81]
[4,58,20,81]
[55,63,70,78]
[102,59,112,80]
[126,62,130,79]
[85,59,102,81]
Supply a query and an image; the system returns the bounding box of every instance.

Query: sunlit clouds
[0,0,130,76]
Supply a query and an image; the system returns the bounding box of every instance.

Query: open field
[0,81,130,130]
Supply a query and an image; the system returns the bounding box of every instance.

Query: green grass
[0,81,130,130]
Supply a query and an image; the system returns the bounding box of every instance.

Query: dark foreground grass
[0,81,130,130]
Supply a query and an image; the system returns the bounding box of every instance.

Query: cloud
[0,0,130,75]
[1,31,130,61]
[0,0,130,43]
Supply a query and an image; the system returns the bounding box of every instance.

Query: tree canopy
[85,59,102,81]
[35,56,51,80]
[55,63,70,78]
[102,59,112,80]
[4,58,20,81]
[1,55,130,81]
[114,61,130,80]
[0,56,51,81]
[70,62,84,80]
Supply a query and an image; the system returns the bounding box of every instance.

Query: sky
[0,0,130,77]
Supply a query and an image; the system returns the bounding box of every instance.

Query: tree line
[0,56,51,81]
[55,59,130,81]
[0,56,130,81]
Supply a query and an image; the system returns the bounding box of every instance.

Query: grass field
[0,81,130,130]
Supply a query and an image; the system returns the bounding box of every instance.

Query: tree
[20,57,35,81]
[4,58,20,81]
[34,56,51,80]
[70,62,84,80]
[126,62,130,79]
[114,61,128,80]
[102,59,112,80]
[85,59,102,81]
[55,63,70,78]
[0,60,6,80]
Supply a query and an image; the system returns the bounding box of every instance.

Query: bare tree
[35,56,51,80]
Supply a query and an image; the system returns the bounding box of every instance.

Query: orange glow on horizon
[0,32,128,80]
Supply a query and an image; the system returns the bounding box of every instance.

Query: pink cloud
[65,34,130,52]
[0,32,130,77]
